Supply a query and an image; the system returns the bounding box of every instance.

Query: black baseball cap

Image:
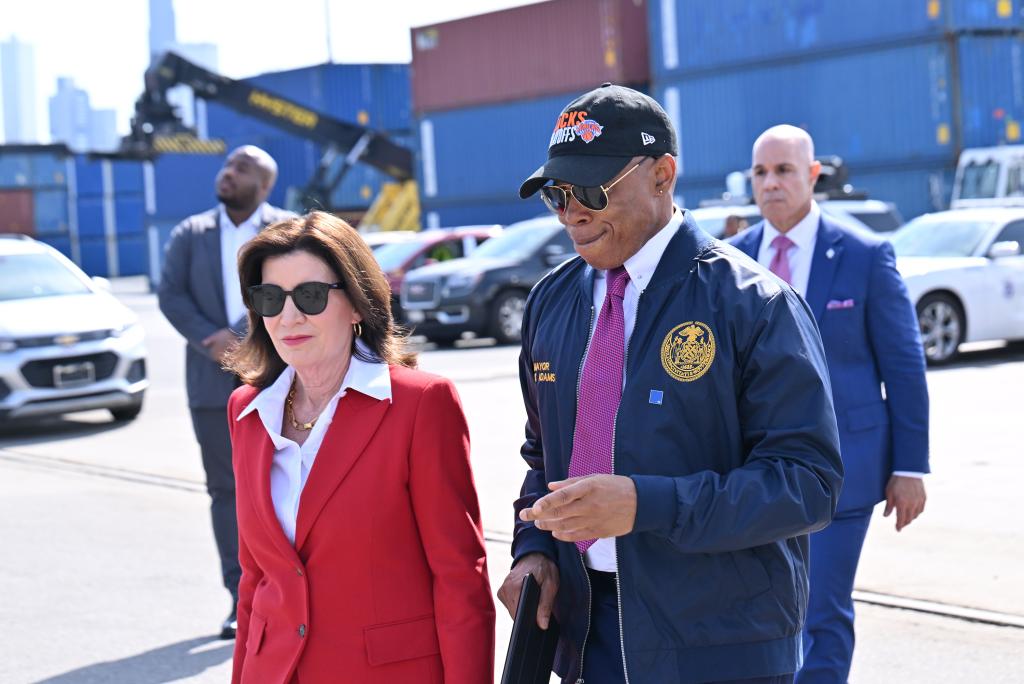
[519,83,678,199]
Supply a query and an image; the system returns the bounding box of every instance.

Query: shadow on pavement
[33,636,233,684]
[930,341,1024,372]
[0,414,130,448]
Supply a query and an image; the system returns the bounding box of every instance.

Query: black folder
[500,573,560,684]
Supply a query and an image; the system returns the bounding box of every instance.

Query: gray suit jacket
[158,204,294,410]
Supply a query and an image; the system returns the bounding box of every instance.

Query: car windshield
[958,160,1000,199]
[373,240,427,271]
[845,209,903,233]
[889,218,994,257]
[0,252,92,301]
[471,224,559,260]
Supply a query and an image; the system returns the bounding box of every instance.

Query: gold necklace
[286,382,317,431]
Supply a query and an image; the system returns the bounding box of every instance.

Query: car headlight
[0,339,15,353]
[444,271,484,295]
[110,322,143,339]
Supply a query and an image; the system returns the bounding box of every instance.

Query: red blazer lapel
[239,413,303,565]
[293,390,390,551]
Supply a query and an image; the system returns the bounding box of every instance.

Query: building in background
[1,36,40,144]
[148,0,178,62]
[48,78,120,152]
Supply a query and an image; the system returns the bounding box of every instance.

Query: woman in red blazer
[225,212,494,683]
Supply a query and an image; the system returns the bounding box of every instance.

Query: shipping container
[417,91,584,203]
[37,235,73,261]
[152,153,226,222]
[411,0,649,113]
[116,232,148,277]
[0,189,34,235]
[0,146,70,188]
[33,188,70,236]
[850,163,955,219]
[650,0,1023,78]
[957,33,1024,147]
[655,39,961,182]
[205,63,411,145]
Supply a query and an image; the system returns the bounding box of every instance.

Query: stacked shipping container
[412,0,651,227]
[650,0,1024,218]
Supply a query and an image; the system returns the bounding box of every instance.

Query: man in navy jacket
[730,126,929,683]
[497,85,844,684]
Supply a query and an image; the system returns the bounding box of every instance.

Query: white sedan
[890,207,1024,364]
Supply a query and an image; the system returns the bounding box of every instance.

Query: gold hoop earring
[353,322,363,338]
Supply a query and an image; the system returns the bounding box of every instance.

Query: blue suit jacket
[730,214,929,512]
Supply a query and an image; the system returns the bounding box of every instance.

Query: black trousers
[190,407,241,603]
[577,568,795,684]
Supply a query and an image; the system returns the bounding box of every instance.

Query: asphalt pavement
[1,280,1021,683]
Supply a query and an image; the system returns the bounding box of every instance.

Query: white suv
[0,235,147,422]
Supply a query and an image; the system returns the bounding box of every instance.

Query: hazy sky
[1,0,544,141]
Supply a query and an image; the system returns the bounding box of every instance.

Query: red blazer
[228,365,495,684]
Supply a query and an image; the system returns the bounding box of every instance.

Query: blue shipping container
[0,150,68,189]
[417,91,582,203]
[152,153,226,222]
[851,164,955,220]
[420,198,548,229]
[33,188,70,235]
[957,33,1024,147]
[116,232,148,277]
[655,39,958,182]
[649,0,1023,79]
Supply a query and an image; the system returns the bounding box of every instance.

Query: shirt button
[298,624,306,637]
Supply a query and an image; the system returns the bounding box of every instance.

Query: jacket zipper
[574,304,596,684]
[611,289,642,684]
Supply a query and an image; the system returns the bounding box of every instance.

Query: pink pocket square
[826,298,856,310]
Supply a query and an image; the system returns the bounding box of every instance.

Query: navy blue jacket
[730,216,929,512]
[513,212,844,683]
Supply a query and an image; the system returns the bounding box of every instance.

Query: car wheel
[110,398,143,422]
[490,290,527,345]
[916,293,965,365]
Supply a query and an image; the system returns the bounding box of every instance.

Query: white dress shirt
[220,204,266,327]
[583,209,684,572]
[236,345,393,544]
[755,204,923,480]
[756,201,821,297]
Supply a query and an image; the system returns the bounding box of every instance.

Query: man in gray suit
[158,145,293,638]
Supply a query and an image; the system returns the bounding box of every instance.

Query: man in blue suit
[730,125,929,683]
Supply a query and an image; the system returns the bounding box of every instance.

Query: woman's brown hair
[226,211,416,387]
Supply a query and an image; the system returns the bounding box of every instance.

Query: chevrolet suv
[0,235,148,422]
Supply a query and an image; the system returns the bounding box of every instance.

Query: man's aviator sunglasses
[539,157,651,214]
[246,282,344,317]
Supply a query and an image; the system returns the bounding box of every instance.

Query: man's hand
[883,475,926,532]
[518,474,637,542]
[202,328,239,364]
[497,553,559,630]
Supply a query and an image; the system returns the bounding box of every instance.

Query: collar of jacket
[574,209,718,301]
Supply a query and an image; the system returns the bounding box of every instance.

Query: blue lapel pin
[826,248,835,259]
[649,390,664,405]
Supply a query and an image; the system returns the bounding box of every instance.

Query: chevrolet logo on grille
[409,284,427,296]
[54,334,81,346]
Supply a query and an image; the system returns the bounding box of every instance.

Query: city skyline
[2,0,543,146]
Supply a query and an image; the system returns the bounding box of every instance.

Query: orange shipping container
[0,189,34,236]
[411,0,649,114]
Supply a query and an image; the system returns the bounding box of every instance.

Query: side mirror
[987,241,1021,259]
[92,276,112,292]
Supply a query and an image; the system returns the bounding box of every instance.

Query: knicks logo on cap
[575,119,603,143]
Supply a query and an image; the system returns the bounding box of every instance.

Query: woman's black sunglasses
[539,157,650,214]
[246,281,344,317]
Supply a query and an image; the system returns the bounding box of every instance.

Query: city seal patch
[660,321,716,382]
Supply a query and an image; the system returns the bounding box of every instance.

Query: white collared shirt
[583,208,684,572]
[237,346,392,544]
[220,204,266,327]
[756,201,821,297]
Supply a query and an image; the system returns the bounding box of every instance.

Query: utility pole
[324,0,334,64]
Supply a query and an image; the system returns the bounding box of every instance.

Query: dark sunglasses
[539,157,650,214]
[246,281,344,317]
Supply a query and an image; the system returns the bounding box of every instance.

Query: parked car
[0,235,148,422]
[890,207,1024,364]
[401,215,572,345]
[373,225,503,321]
[360,230,418,252]
[689,198,902,238]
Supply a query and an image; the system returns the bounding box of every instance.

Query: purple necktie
[568,266,630,553]
[769,234,795,285]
